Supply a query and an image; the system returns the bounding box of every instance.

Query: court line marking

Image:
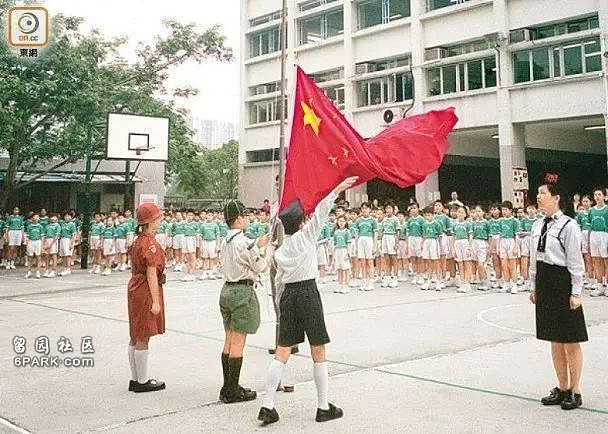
[5,298,608,419]
[0,416,31,434]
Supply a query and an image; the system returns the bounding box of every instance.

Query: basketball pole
[124,160,132,211]
[80,125,93,269]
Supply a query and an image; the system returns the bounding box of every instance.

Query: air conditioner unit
[424,48,447,62]
[509,28,532,44]
[254,85,268,95]
[355,62,377,75]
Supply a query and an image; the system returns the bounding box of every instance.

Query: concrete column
[599,0,608,173]
[343,0,355,122]
[410,0,426,114]
[498,123,526,202]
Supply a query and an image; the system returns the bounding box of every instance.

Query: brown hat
[136,203,163,225]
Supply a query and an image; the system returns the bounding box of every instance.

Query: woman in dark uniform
[529,173,587,410]
[127,202,167,393]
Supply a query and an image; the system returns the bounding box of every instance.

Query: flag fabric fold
[280,65,458,214]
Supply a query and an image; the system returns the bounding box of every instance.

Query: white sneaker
[477,280,489,291]
[421,281,430,291]
[198,272,208,280]
[94,266,102,274]
[499,284,509,293]
[389,279,399,288]
[43,270,49,278]
[510,284,519,294]
[5,264,10,270]
[102,269,111,276]
[516,277,524,286]
[58,270,69,276]
[35,271,41,279]
[24,271,31,279]
[120,264,127,272]
[365,281,374,291]
[47,271,56,278]
[491,281,500,289]
[182,274,195,282]
[462,284,471,293]
[489,276,497,282]
[381,278,389,288]
[416,277,425,285]
[10,263,16,270]
[590,287,606,297]
[398,275,407,282]
[359,281,367,291]
[340,286,350,294]
[348,280,359,288]
[435,281,442,291]
[456,285,465,293]
[320,276,330,284]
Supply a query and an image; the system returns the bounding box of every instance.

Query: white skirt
[334,247,350,270]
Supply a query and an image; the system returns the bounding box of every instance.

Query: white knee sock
[134,349,149,384]
[128,345,137,381]
[262,359,284,409]
[313,362,329,410]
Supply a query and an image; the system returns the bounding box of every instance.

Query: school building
[239,0,608,209]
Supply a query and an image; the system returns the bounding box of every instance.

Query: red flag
[280,66,458,214]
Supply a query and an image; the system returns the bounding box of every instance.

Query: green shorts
[219,282,260,335]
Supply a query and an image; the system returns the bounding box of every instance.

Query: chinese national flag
[280,66,458,214]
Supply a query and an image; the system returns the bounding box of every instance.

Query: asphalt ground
[1,266,607,433]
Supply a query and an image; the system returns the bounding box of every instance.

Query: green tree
[179,139,238,199]
[0,1,232,208]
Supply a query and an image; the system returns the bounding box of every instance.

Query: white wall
[508,0,598,29]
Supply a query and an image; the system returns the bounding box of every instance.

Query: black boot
[561,390,582,410]
[128,380,137,392]
[316,403,343,422]
[541,387,566,405]
[219,353,229,402]
[132,379,166,393]
[224,357,257,403]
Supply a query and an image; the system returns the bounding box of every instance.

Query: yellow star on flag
[301,100,321,136]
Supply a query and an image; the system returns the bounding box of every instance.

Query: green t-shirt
[0,219,5,233]
[26,223,44,241]
[472,219,490,240]
[333,228,351,248]
[115,223,128,239]
[576,211,591,231]
[90,221,104,236]
[6,215,24,231]
[355,216,378,237]
[422,220,442,239]
[165,221,174,236]
[398,221,408,240]
[499,217,520,239]
[39,216,50,231]
[218,221,229,237]
[45,222,61,239]
[172,221,186,235]
[380,216,399,236]
[588,206,608,232]
[348,224,358,239]
[124,217,136,234]
[102,226,116,239]
[183,221,199,237]
[245,222,260,239]
[257,222,271,237]
[434,214,452,234]
[157,221,167,235]
[60,221,77,239]
[317,223,331,243]
[452,221,472,240]
[200,221,219,240]
[488,218,502,236]
[519,217,535,234]
[406,215,424,237]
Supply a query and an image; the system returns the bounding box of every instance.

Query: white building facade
[239,0,608,208]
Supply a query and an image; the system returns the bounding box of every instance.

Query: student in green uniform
[354,202,378,291]
[332,215,352,294]
[406,203,425,285]
[433,201,453,286]
[5,207,25,270]
[181,211,199,281]
[396,211,409,282]
[589,188,608,295]
[24,213,44,279]
[518,204,538,291]
[498,201,521,294]
[44,214,61,278]
[101,217,117,275]
[576,195,593,287]
[471,205,490,290]
[163,214,174,264]
[171,212,186,272]
[155,216,168,251]
[199,211,220,280]
[451,206,474,293]
[487,205,503,287]
[421,206,443,291]
[88,213,105,274]
[245,211,260,240]
[58,213,77,276]
[115,215,129,272]
[257,210,271,238]
[380,202,400,288]
[316,219,331,284]
[346,210,360,287]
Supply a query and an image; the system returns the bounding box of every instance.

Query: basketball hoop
[106,113,169,162]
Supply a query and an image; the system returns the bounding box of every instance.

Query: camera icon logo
[8,6,49,47]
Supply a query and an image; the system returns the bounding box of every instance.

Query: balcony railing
[427,0,473,12]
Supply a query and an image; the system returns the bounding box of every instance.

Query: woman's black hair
[543,182,568,212]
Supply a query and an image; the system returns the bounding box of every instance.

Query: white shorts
[499,238,519,260]
[172,234,184,250]
[8,230,23,246]
[408,236,422,258]
[397,240,408,259]
[46,239,58,255]
[489,235,500,255]
[454,239,473,262]
[422,239,440,260]
[327,239,335,258]
[348,240,357,258]
[165,236,173,249]
[103,239,115,256]
[182,236,197,254]
[589,231,608,258]
[520,236,531,257]
[201,239,217,258]
[381,235,398,255]
[357,237,374,260]
[473,240,488,263]
[27,239,41,257]
[581,230,590,255]
[89,235,101,250]
[316,243,328,266]
[115,238,127,254]
[59,238,73,257]
[334,247,350,270]
[155,234,166,249]
[439,234,450,257]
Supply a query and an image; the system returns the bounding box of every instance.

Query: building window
[249,11,282,27]
[427,0,471,12]
[299,9,344,45]
[299,0,338,12]
[355,56,410,74]
[246,149,280,163]
[322,84,345,109]
[249,98,287,125]
[250,81,282,96]
[310,68,344,83]
[357,72,413,106]
[358,0,410,30]
[427,56,496,96]
[250,27,281,58]
[513,37,602,84]
[510,15,600,43]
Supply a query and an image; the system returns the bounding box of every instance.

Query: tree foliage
[0,1,232,208]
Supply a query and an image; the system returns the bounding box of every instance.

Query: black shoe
[561,391,582,410]
[315,403,343,422]
[541,387,566,405]
[132,379,166,393]
[283,384,295,393]
[220,386,253,403]
[223,386,257,403]
[128,380,137,392]
[258,407,279,425]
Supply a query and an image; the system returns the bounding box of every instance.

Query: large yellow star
[301,100,321,136]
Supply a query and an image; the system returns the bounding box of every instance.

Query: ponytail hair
[541,172,571,216]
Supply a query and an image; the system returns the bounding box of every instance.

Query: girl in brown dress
[127,203,167,393]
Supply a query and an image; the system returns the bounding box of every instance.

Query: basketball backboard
[106,112,169,161]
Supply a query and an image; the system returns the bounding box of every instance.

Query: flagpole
[277,0,287,200]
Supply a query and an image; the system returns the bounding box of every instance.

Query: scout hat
[136,203,163,225]
[224,200,246,224]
